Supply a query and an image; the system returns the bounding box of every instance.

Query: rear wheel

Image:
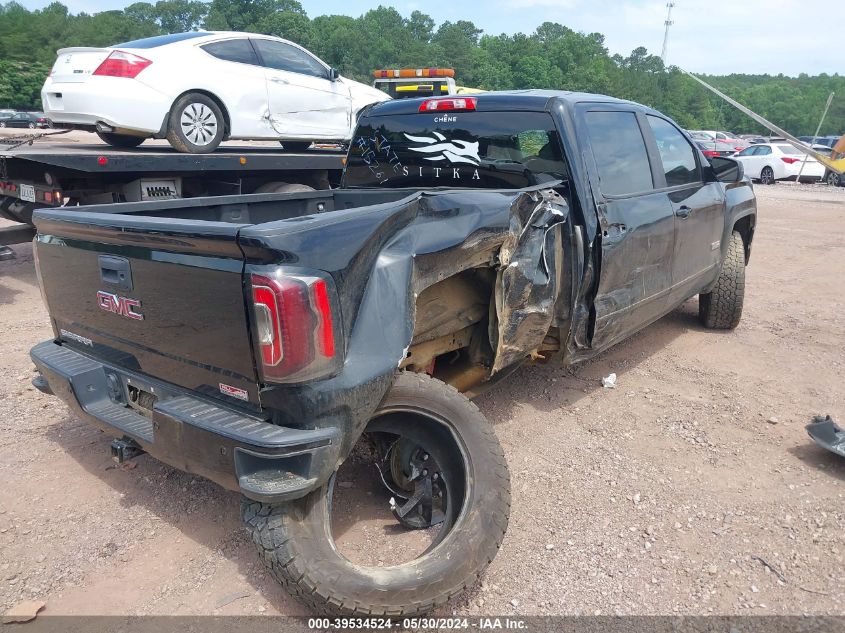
[96,132,145,149]
[27,122,35,129]
[281,141,312,152]
[166,92,225,154]
[0,122,6,128]
[242,372,511,617]
[826,171,842,187]
[760,166,776,185]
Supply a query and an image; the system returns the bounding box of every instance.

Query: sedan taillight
[780,157,801,164]
[93,51,152,78]
[250,271,341,383]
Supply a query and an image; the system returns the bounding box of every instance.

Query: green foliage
[0,0,842,135]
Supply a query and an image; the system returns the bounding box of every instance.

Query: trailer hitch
[110,438,144,464]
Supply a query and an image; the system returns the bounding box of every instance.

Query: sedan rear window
[113,32,212,49]
[777,145,803,155]
[344,111,568,189]
[202,39,259,65]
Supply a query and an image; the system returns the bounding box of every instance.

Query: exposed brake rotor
[387,447,446,530]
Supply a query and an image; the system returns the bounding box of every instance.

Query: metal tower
[661,2,675,63]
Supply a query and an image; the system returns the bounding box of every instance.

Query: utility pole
[797,92,834,181]
[661,2,675,64]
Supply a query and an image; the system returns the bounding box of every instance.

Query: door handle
[270,77,289,84]
[675,205,692,219]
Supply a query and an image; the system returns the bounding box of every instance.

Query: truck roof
[364,89,633,115]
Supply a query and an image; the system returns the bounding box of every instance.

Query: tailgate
[33,208,261,405]
[50,47,111,84]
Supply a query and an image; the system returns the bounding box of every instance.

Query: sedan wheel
[28,122,36,129]
[180,103,218,146]
[166,92,225,154]
[827,171,842,187]
[760,166,776,185]
[0,122,6,128]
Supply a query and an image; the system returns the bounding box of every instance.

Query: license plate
[19,184,35,202]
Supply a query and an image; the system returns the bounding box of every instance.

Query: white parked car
[732,143,826,184]
[41,31,390,153]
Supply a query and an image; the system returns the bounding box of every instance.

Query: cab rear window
[343,111,568,189]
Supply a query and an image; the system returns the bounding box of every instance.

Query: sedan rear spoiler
[55,47,110,55]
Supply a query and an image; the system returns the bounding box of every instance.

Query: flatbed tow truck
[0,130,345,259]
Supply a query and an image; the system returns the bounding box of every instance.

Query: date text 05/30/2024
[307,617,528,629]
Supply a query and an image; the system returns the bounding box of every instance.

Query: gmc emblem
[96,291,144,321]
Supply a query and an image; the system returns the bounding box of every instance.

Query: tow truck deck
[0,131,346,257]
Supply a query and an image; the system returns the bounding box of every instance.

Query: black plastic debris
[806,415,845,459]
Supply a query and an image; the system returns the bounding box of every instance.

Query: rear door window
[344,111,568,189]
[202,39,260,65]
[584,111,653,196]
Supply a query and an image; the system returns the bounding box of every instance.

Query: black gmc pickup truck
[29,91,756,617]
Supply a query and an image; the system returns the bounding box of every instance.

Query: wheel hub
[386,446,446,530]
[180,103,217,146]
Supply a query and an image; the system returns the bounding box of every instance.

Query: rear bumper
[41,77,171,135]
[781,161,826,181]
[31,340,340,502]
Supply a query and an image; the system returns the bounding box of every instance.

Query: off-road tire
[242,372,511,617]
[699,230,745,329]
[96,131,145,148]
[166,92,225,154]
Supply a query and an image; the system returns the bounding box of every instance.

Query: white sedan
[41,31,389,153]
[732,143,826,184]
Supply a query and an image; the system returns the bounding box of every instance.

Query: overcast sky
[15,0,836,76]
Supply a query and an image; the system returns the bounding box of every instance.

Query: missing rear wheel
[242,372,511,616]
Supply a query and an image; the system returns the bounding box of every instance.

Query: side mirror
[710,156,744,183]
[328,68,340,81]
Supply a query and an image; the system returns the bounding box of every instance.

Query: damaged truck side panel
[241,186,575,469]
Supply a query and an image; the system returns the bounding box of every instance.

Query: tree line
[1,0,843,136]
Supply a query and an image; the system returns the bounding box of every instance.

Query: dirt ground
[0,183,843,618]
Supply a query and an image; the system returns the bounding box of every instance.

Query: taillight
[780,157,801,164]
[249,271,341,383]
[419,97,477,112]
[93,51,152,79]
[702,149,720,158]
